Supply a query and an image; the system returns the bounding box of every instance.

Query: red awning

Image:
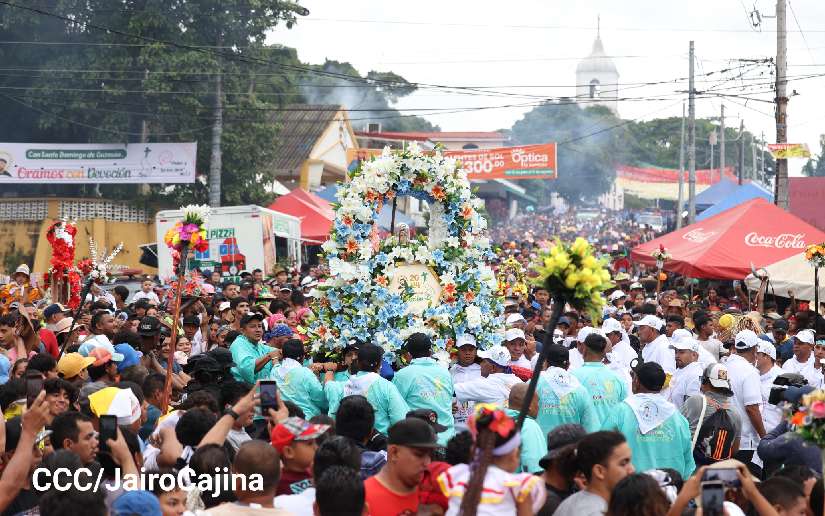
[268,188,333,244]
[630,198,825,279]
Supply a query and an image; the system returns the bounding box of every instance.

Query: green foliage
[803,135,825,177]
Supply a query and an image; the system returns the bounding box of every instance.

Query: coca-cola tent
[630,198,825,279]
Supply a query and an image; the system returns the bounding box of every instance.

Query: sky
[267,0,825,175]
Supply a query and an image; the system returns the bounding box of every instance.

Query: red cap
[87,347,113,367]
[270,417,330,452]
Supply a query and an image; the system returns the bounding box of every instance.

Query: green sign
[25,149,128,160]
[208,228,235,240]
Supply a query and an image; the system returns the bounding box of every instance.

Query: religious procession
[1,2,825,516]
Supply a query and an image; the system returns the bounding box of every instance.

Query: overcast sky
[268,0,825,175]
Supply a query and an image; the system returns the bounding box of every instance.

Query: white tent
[744,253,825,302]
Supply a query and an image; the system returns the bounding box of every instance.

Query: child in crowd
[271,417,330,496]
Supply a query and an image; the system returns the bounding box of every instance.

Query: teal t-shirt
[536,368,601,435]
[325,371,410,435]
[393,357,455,445]
[573,362,628,425]
[270,359,327,419]
[601,399,696,479]
[229,335,274,384]
[505,408,548,473]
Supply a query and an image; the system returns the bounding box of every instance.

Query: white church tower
[576,17,620,116]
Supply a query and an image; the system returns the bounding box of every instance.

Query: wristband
[225,408,241,420]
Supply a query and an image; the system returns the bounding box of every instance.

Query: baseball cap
[270,417,331,452]
[601,318,623,335]
[734,329,761,350]
[114,343,143,372]
[279,286,292,293]
[668,299,684,308]
[111,490,162,516]
[57,353,95,379]
[629,282,643,290]
[43,303,70,320]
[632,361,666,391]
[182,315,200,327]
[79,339,125,363]
[796,329,816,345]
[387,417,440,449]
[765,312,783,321]
[456,334,477,348]
[271,323,293,338]
[505,313,526,326]
[301,276,317,287]
[539,423,586,469]
[138,316,161,337]
[239,312,265,326]
[477,346,511,368]
[757,340,777,361]
[576,326,602,342]
[87,347,116,367]
[635,315,663,331]
[218,301,231,312]
[557,316,571,327]
[772,319,789,332]
[670,336,699,352]
[545,343,570,365]
[504,328,526,342]
[703,363,732,390]
[406,409,448,433]
[608,290,627,302]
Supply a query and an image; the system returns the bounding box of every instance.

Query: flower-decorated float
[308,143,504,363]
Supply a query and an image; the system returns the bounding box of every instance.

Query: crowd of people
[0,207,820,516]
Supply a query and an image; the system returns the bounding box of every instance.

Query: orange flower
[365,190,380,202]
[461,204,473,218]
[317,326,328,338]
[791,411,806,426]
[376,275,388,287]
[464,291,475,302]
[443,283,457,296]
[342,214,354,226]
[431,185,446,201]
[346,239,359,253]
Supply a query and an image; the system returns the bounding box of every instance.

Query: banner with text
[0,142,197,183]
[767,143,811,159]
[347,143,557,180]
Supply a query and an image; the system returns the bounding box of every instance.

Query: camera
[768,373,807,405]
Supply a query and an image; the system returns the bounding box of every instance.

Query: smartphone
[99,415,118,446]
[701,480,725,516]
[259,380,278,412]
[702,467,741,488]
[26,376,43,408]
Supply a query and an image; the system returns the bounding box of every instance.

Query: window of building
[589,79,601,99]
[462,143,479,150]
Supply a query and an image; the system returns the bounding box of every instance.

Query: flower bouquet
[804,243,825,310]
[651,244,671,270]
[43,218,82,308]
[164,272,206,305]
[163,204,210,274]
[788,388,825,514]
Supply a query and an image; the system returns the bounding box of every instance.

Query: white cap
[505,313,526,326]
[734,329,760,350]
[552,329,564,344]
[576,326,604,342]
[757,340,777,361]
[629,282,643,290]
[601,318,623,335]
[301,276,317,287]
[608,290,627,302]
[672,328,693,341]
[218,301,231,312]
[635,315,663,331]
[704,363,732,390]
[504,328,526,342]
[670,335,699,352]
[796,329,816,345]
[306,288,320,298]
[456,334,477,348]
[477,346,511,368]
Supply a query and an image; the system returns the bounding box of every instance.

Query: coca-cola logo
[744,232,806,249]
[682,228,716,243]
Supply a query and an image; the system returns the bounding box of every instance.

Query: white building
[576,22,620,116]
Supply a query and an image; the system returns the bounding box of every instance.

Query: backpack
[692,396,737,465]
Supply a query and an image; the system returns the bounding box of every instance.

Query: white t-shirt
[725,353,764,450]
[641,334,677,375]
[450,363,482,425]
[669,361,703,410]
[509,356,531,369]
[782,354,822,388]
[760,364,784,433]
[698,337,724,361]
[274,487,314,516]
[454,373,522,407]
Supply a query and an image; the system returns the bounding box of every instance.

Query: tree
[803,135,825,177]
[510,103,628,205]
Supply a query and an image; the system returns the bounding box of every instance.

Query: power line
[788,1,817,64]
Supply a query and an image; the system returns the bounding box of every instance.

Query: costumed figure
[42,218,81,308]
[0,264,42,314]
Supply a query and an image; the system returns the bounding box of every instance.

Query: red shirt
[39,329,59,358]
[275,467,312,496]
[364,476,419,516]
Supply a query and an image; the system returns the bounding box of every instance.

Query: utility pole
[738,120,746,185]
[775,0,789,209]
[677,102,686,229]
[208,69,224,207]
[720,104,725,182]
[688,41,697,224]
[751,133,757,183]
[761,131,766,182]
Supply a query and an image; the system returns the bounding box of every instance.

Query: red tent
[268,188,333,244]
[630,198,825,279]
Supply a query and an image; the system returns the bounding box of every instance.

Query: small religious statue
[397,223,410,245]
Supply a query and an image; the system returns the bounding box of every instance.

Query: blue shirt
[325,371,409,435]
[393,357,455,445]
[505,408,548,473]
[536,368,601,435]
[230,334,275,384]
[572,362,628,425]
[270,359,327,419]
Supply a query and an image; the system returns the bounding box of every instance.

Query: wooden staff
[59,276,94,356]
[160,246,189,413]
